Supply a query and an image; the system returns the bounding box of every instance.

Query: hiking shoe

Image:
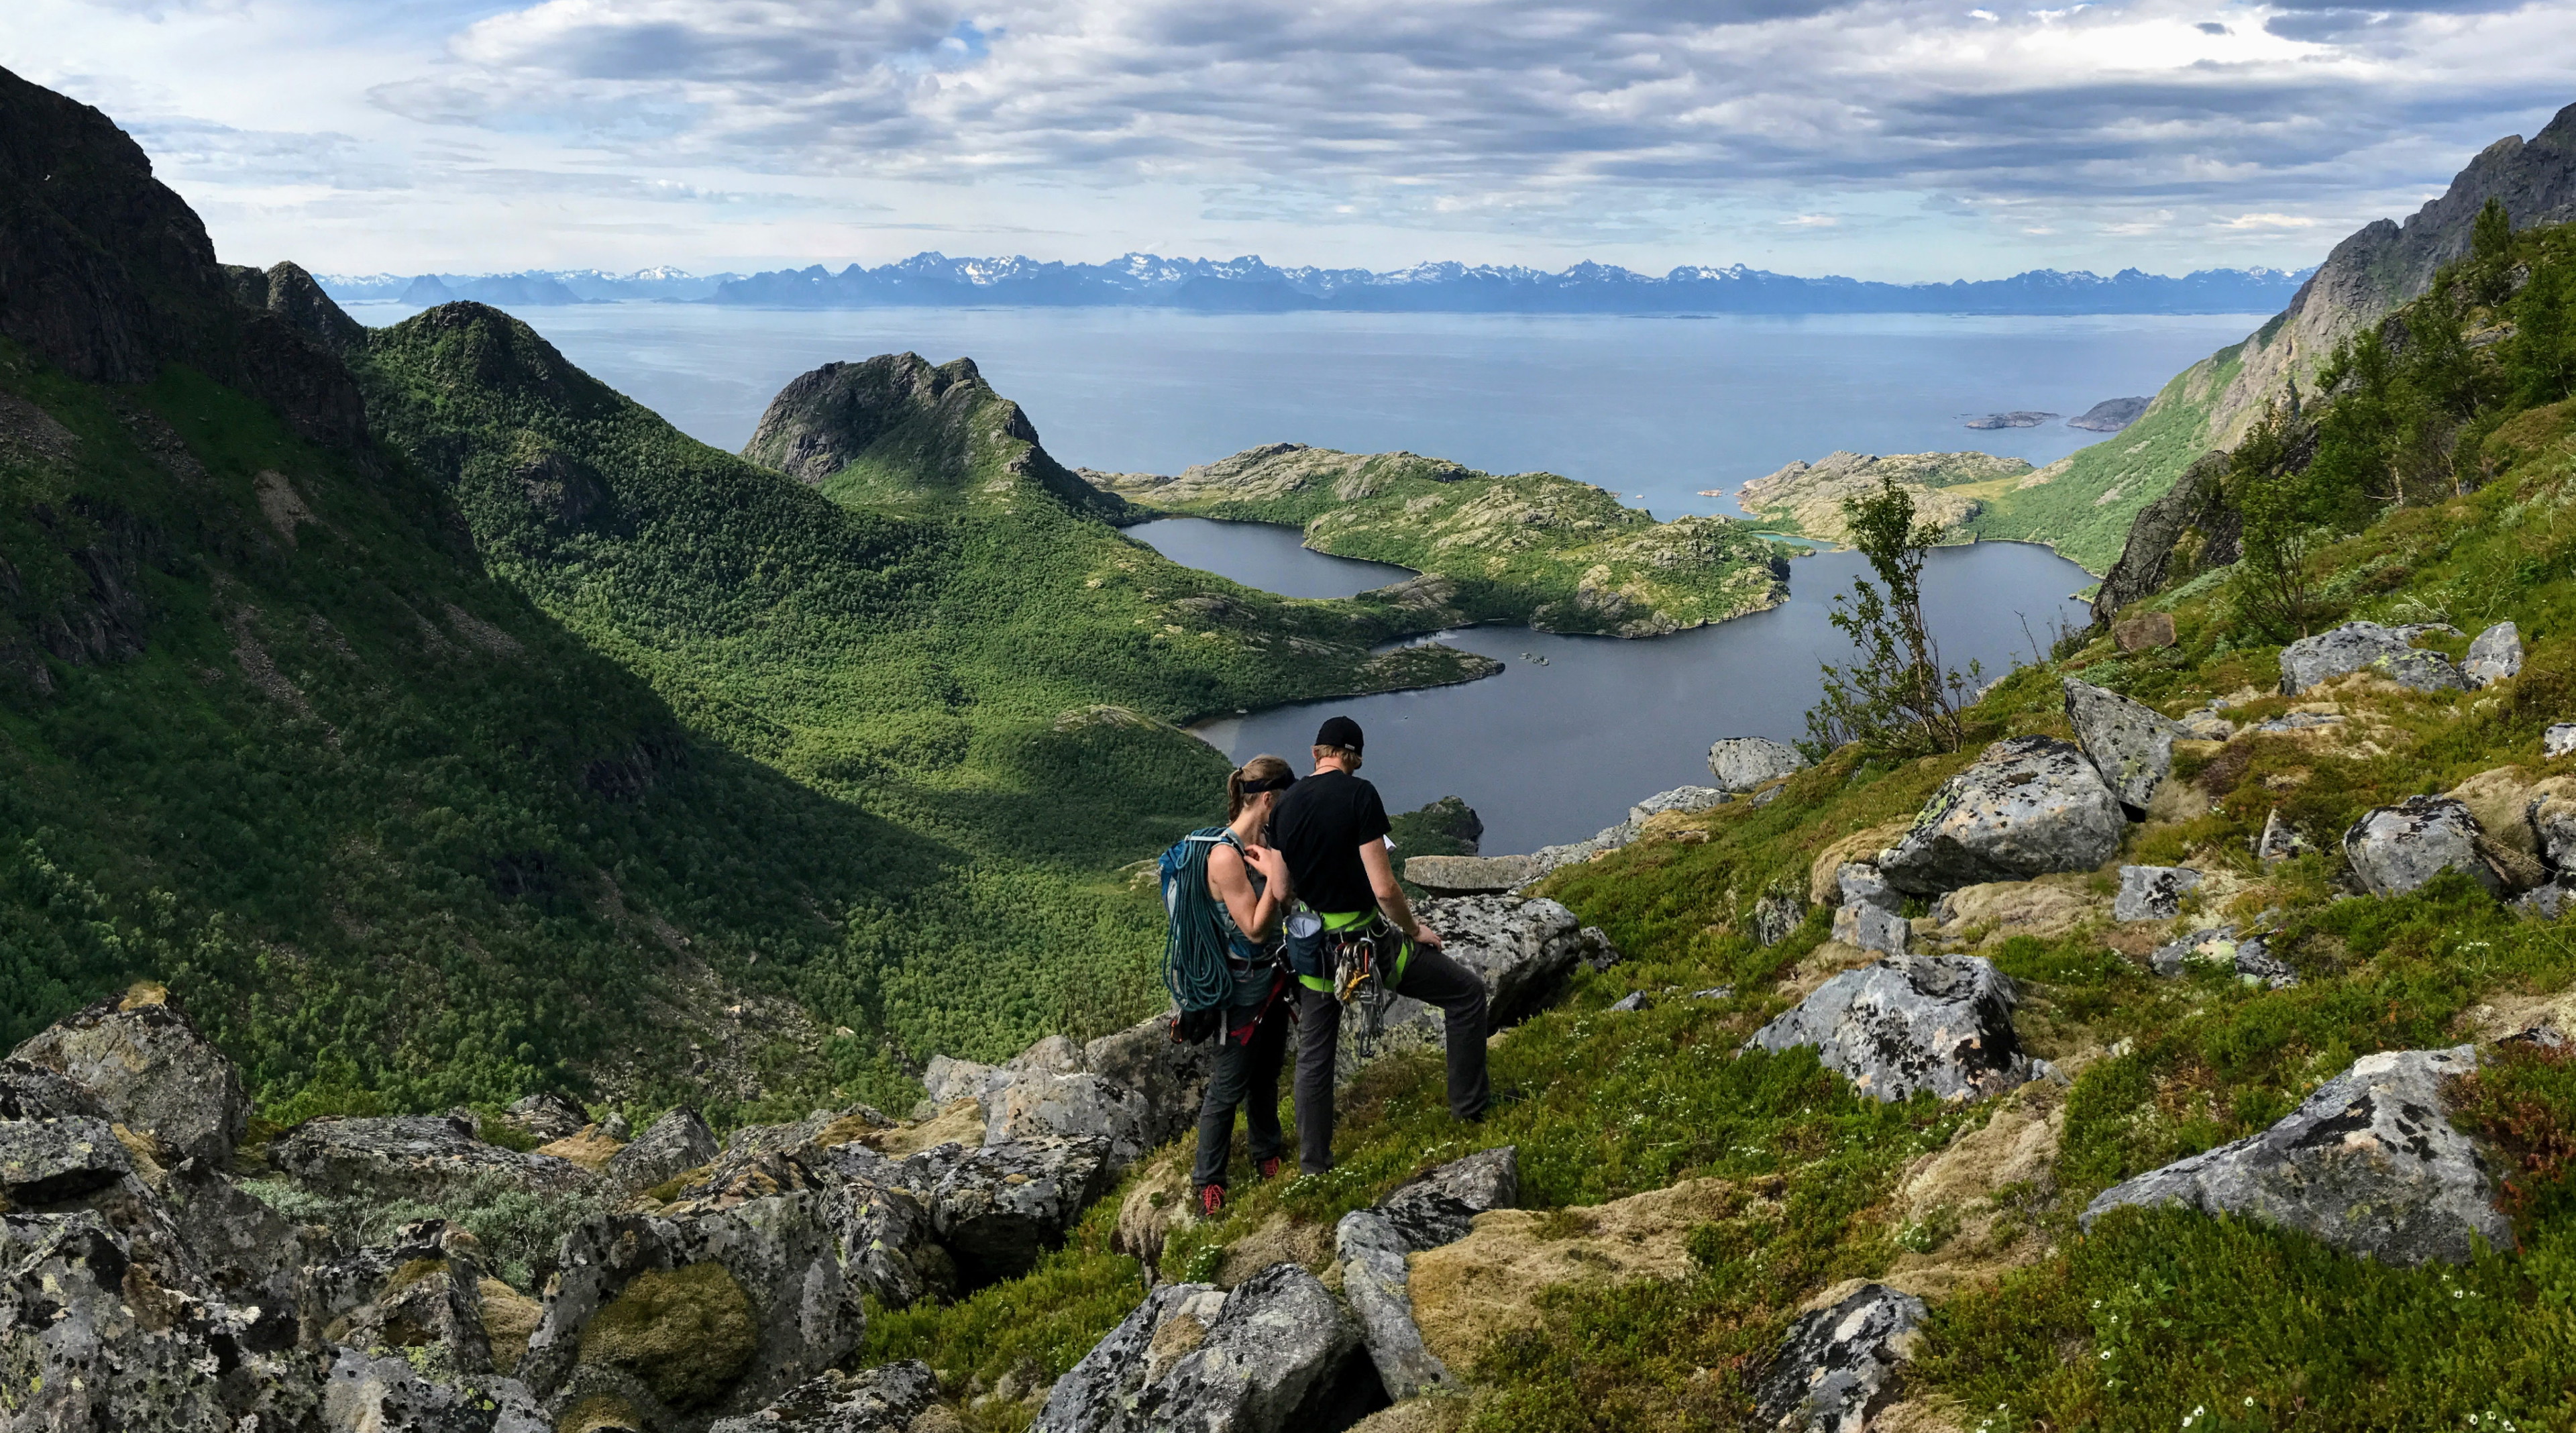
[1256,1157,1284,1181]
[1198,1183,1226,1216]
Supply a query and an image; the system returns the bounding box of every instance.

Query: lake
[1155,521,2092,855]
[345,302,2260,522]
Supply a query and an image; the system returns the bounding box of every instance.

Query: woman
[1193,754,1299,1215]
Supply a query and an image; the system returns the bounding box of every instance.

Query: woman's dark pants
[1191,996,1291,1189]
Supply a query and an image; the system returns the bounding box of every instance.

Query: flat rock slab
[2063,677,2186,812]
[1743,955,2037,1102]
[1334,1210,1450,1401]
[2114,865,2201,922]
[1754,1282,1927,1433]
[2083,1046,2509,1266]
[706,1361,939,1433]
[1709,736,1805,792]
[1878,735,2124,896]
[1403,854,1538,894]
[2343,796,2500,898]
[1377,1146,1518,1252]
[272,1114,594,1198]
[2278,621,2466,695]
[1629,784,1729,825]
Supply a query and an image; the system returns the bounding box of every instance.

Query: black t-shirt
[1268,767,1391,916]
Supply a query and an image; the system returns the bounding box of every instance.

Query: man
[1267,715,1489,1175]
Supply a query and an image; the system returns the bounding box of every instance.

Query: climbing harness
[1322,912,1407,1061]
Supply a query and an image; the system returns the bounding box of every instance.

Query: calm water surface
[1125,518,1413,598]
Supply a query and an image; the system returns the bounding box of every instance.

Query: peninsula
[1727,449,2033,545]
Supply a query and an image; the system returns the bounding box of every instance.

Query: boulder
[930,1136,1112,1282]
[2062,677,2186,812]
[983,1072,1154,1176]
[1752,1283,1928,1433]
[1009,1035,1087,1076]
[2464,621,2523,687]
[2110,612,2177,653]
[2277,621,2466,695]
[270,1114,594,1199]
[2255,807,2310,863]
[1751,892,1806,947]
[607,1106,721,1193]
[321,1349,549,1433]
[1334,1211,1450,1401]
[2146,925,2296,988]
[1083,1012,1214,1152]
[1403,854,1537,894]
[1743,955,2037,1102]
[9,983,249,1166]
[1627,785,1729,825]
[1376,1146,1519,1252]
[0,1057,109,1122]
[2548,723,2576,759]
[2113,865,2200,922]
[2517,882,2576,920]
[1342,897,1594,1075]
[502,1092,592,1143]
[1709,736,1806,793]
[0,1113,131,1205]
[327,1235,499,1377]
[1607,992,1651,1013]
[2082,1046,2510,1266]
[706,1361,941,1433]
[1030,1263,1380,1433]
[2342,796,2502,897]
[1830,863,1909,956]
[921,1055,1000,1106]
[1876,736,2124,896]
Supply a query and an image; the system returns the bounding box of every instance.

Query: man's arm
[1359,840,1440,948]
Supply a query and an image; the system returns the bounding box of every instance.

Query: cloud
[1782,213,1839,226]
[2219,211,2324,228]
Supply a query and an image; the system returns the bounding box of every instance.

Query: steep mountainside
[1974,101,2576,574]
[1085,443,1791,636]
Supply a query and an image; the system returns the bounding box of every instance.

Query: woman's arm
[1208,843,1289,942]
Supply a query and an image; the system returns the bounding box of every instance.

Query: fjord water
[350,303,2259,519]
[1177,535,2092,855]
[1126,518,1415,598]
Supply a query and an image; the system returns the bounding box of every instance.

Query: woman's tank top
[1208,831,1283,989]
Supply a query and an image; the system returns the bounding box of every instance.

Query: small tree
[2225,401,2322,639]
[1801,478,1976,760]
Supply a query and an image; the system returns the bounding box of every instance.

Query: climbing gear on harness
[1156,827,1246,1024]
[1317,912,1407,1061]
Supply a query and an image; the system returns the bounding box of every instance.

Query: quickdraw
[1331,924,1403,1061]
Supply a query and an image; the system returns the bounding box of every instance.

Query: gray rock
[322,1350,548,1433]
[2082,1046,2510,1266]
[2256,710,2346,733]
[706,1361,941,1432]
[2465,621,2524,687]
[983,1071,1154,1176]
[1377,1146,1518,1252]
[2548,723,2576,759]
[2148,926,2295,988]
[329,1238,497,1378]
[2063,677,2187,812]
[1751,892,1807,947]
[1835,861,1898,912]
[1030,1263,1375,1433]
[1709,736,1806,792]
[1833,901,1911,957]
[1744,955,2035,1102]
[2255,808,2311,863]
[2278,621,2466,695]
[1576,925,1622,971]
[2178,708,2237,741]
[270,1114,594,1199]
[1607,992,1651,1013]
[1877,736,2125,896]
[606,1106,720,1192]
[1693,986,1736,1001]
[0,1057,109,1122]
[2233,935,2300,990]
[1348,896,1591,1075]
[1753,1283,1928,1433]
[1083,1012,1214,1152]
[931,1136,1112,1281]
[502,1092,590,1143]
[9,986,250,1166]
[1629,785,1730,825]
[600,1110,633,1140]
[2114,865,2201,922]
[2530,792,2576,872]
[1335,1210,1450,1401]
[1403,853,1539,894]
[1008,1034,1087,1075]
[2343,796,2502,897]
[0,1114,131,1205]
[922,1054,1000,1106]
[2516,881,2576,919]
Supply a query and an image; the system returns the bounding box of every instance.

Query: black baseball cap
[1315,715,1364,753]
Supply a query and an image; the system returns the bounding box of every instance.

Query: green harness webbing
[1299,908,1413,994]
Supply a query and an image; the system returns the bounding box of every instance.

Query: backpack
[1157,827,1240,1026]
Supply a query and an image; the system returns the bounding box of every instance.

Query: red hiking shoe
[1198,1183,1226,1217]
[1256,1157,1284,1181]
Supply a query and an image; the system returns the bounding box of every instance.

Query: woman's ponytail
[1226,754,1295,820]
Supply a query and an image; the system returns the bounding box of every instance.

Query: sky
[9,0,2573,282]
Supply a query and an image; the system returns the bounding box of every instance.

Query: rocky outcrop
[983,1073,1154,1177]
[1751,891,1807,947]
[2083,1046,2510,1266]
[0,1113,131,1204]
[2068,396,2151,433]
[2343,796,2502,897]
[2464,621,2524,687]
[2089,451,2238,629]
[607,1106,721,1193]
[2062,678,2184,813]
[1334,1212,1450,1401]
[321,1349,549,1433]
[2147,924,2297,988]
[1349,898,1601,1073]
[1709,736,1807,792]
[1744,955,2037,1102]
[930,1136,1113,1282]
[9,982,250,1166]
[1753,1283,1927,1433]
[706,1361,940,1433]
[1030,1264,1382,1433]
[1629,784,1730,824]
[1830,863,1910,957]
[272,1113,595,1199]
[1403,853,1538,894]
[2279,622,2467,696]
[1877,737,2124,896]
[2114,865,2200,922]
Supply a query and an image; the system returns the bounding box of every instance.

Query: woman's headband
[1234,772,1297,795]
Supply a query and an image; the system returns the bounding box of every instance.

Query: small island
[1727,449,2032,545]
[2067,395,2153,432]
[1083,443,1792,637]
[1964,410,2059,429]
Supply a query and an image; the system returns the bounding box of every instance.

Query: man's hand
[1411,923,1442,951]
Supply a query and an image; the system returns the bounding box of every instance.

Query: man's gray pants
[1292,941,1490,1174]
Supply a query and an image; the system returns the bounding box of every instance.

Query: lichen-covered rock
[921,1055,1000,1106]
[1083,1012,1214,1153]
[1751,891,1807,947]
[931,1136,1112,1282]
[2147,925,2298,988]
[2343,796,2502,897]
[1878,736,2124,896]
[1334,1210,1450,1401]
[0,1114,131,1205]
[2464,621,2524,687]
[1709,737,1806,792]
[1752,1283,1927,1433]
[9,983,249,1165]
[983,1072,1154,1176]
[2114,865,2201,922]
[2063,677,2186,812]
[1403,854,1538,894]
[2278,621,2467,695]
[272,1113,594,1199]
[1346,896,1591,1075]
[1030,1263,1379,1433]
[706,1361,941,1432]
[1744,955,2037,1102]
[503,1092,593,1143]
[608,1106,721,1193]
[321,1346,549,1432]
[1830,864,1910,956]
[1628,784,1729,825]
[2548,723,2576,759]
[2082,1046,2510,1266]
[1377,1146,1518,1253]
[0,1057,109,1122]
[2255,807,2311,863]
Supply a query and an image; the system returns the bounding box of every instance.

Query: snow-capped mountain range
[318,255,2315,315]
